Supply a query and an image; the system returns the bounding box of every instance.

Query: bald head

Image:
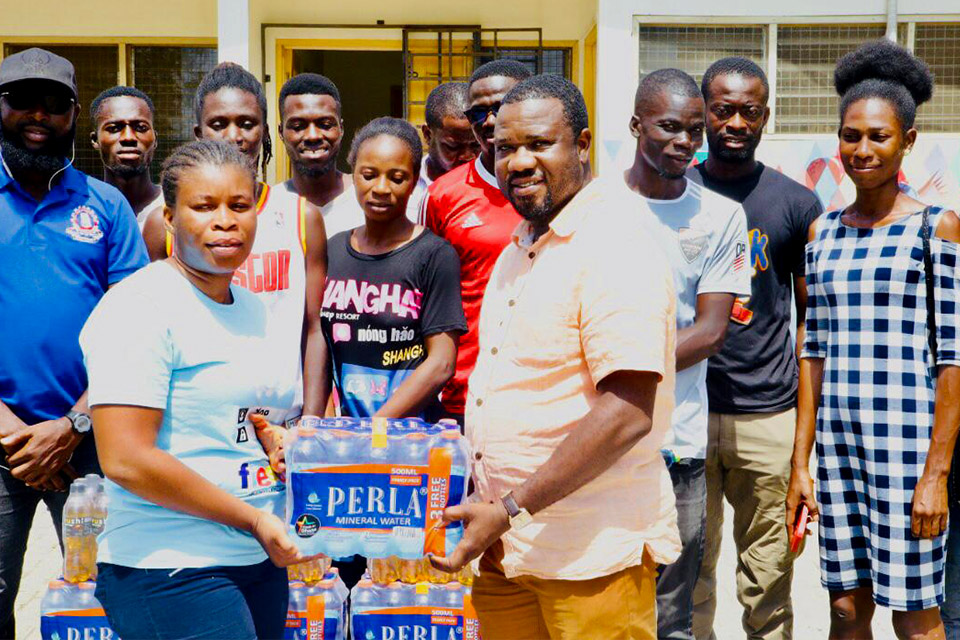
[634,68,702,116]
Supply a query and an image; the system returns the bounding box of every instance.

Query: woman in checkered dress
[786,40,960,638]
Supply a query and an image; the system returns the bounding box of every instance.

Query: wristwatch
[501,492,533,531]
[65,410,92,435]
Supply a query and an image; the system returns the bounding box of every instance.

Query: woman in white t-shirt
[80,140,310,640]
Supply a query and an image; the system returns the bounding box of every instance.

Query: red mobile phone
[790,504,810,553]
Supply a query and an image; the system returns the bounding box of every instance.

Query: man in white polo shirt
[622,68,749,640]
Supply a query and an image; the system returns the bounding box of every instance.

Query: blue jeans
[0,436,99,640]
[96,559,288,640]
[656,457,707,640]
[944,511,960,640]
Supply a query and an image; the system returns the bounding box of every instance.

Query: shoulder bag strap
[922,205,938,365]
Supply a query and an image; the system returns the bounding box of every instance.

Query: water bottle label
[284,612,339,640]
[289,448,459,558]
[352,608,478,640]
[41,610,118,640]
[64,516,85,536]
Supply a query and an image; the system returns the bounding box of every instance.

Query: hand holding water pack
[285,417,470,560]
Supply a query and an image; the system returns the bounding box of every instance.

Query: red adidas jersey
[422,158,522,414]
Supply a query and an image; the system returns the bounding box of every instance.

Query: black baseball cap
[0,48,78,99]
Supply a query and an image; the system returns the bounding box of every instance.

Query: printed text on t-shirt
[232,250,291,293]
[323,278,423,319]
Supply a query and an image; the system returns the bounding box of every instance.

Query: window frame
[0,37,218,179]
[632,14,960,139]
[0,36,216,85]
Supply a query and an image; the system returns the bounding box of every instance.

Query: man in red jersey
[421,59,533,426]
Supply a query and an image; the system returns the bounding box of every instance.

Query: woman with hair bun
[786,39,960,639]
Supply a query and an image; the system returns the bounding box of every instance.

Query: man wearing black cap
[0,48,147,638]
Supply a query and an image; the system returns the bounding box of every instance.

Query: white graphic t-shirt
[625,179,751,459]
[81,261,298,568]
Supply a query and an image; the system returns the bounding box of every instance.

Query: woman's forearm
[374,354,454,419]
[792,358,824,469]
[924,365,960,478]
[302,321,331,417]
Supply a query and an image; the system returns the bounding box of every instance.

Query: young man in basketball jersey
[142,64,329,423]
[277,73,364,240]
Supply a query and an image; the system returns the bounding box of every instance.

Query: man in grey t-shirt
[623,69,749,640]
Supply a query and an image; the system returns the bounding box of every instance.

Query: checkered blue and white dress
[802,206,959,611]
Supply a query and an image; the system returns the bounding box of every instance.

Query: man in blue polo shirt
[0,48,147,638]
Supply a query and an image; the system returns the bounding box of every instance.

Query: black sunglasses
[464,103,501,126]
[0,91,75,115]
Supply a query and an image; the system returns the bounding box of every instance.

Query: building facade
[2,0,958,208]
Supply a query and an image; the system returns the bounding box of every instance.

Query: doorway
[292,49,404,174]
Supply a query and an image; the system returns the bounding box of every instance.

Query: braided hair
[194,62,273,178]
[160,139,255,208]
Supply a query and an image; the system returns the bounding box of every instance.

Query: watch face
[70,413,92,433]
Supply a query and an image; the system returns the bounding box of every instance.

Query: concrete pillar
[217,0,250,69]
[595,0,639,176]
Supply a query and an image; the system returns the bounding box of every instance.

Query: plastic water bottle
[442,582,464,609]
[412,582,431,608]
[305,578,344,640]
[39,580,69,640]
[400,432,429,467]
[323,428,359,559]
[368,556,397,585]
[384,581,411,608]
[324,567,350,602]
[285,581,307,640]
[350,578,378,616]
[85,475,107,537]
[288,425,323,555]
[437,427,468,507]
[63,481,94,583]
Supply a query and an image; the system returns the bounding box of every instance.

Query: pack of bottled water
[40,580,118,640]
[284,573,347,640]
[285,417,470,560]
[350,580,480,640]
[63,475,107,584]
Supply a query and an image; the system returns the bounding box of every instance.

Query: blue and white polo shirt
[0,155,148,424]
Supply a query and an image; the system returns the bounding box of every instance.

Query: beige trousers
[692,410,798,640]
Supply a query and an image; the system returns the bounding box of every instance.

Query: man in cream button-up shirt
[430,74,680,640]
